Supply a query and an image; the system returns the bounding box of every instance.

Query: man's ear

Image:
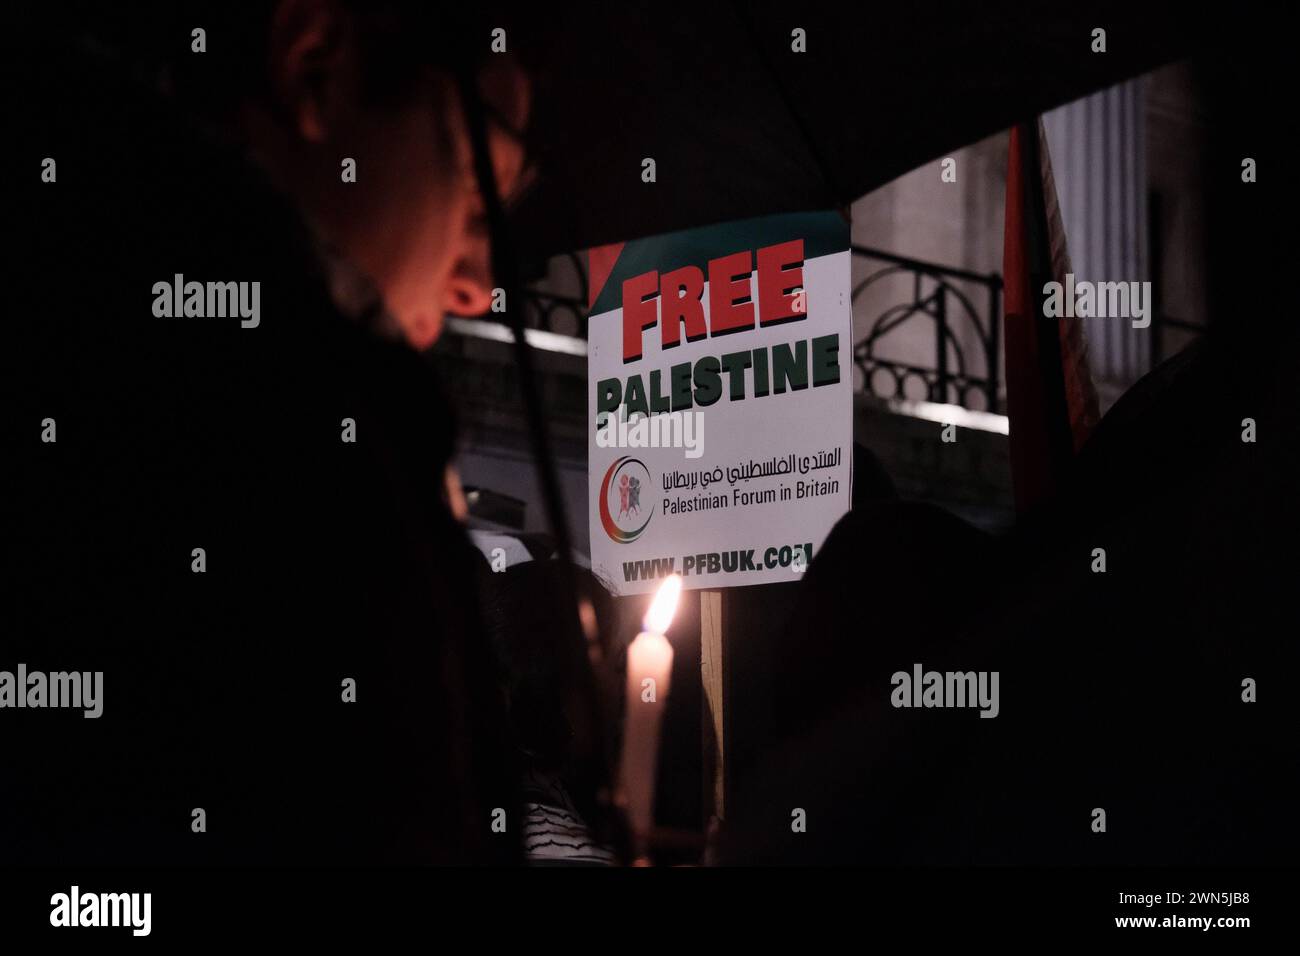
[478,57,531,135]
[266,0,354,143]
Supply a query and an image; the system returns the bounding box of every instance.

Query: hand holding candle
[618,575,682,858]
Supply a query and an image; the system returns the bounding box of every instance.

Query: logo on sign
[599,456,655,543]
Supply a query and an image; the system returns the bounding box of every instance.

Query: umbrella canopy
[511,0,1204,263]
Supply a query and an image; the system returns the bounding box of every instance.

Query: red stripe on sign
[586,242,626,310]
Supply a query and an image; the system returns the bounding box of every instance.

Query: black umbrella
[509,0,1204,264]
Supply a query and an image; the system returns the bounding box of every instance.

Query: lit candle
[618,575,682,860]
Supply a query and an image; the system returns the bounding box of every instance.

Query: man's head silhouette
[164,0,534,349]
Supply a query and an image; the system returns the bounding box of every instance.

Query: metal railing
[518,252,590,339]
[850,246,1003,413]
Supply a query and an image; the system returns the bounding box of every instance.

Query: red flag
[1003,121,1099,514]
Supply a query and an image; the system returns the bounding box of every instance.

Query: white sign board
[587,212,853,595]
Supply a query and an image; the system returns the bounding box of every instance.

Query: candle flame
[643,574,682,635]
[644,574,686,634]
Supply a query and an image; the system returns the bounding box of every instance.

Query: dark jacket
[3,38,519,865]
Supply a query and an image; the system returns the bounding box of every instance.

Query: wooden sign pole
[700,589,729,824]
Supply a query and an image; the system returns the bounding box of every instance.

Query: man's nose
[445,239,495,317]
